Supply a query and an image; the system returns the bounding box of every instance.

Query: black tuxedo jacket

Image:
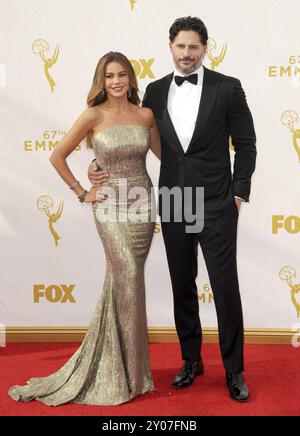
[143,66,257,218]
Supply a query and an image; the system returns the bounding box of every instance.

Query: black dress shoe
[226,372,249,402]
[172,359,204,389]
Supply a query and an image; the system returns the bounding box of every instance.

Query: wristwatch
[78,189,88,203]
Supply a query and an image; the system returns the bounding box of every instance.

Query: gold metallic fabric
[8,125,155,406]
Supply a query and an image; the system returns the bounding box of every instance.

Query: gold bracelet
[70,180,80,190]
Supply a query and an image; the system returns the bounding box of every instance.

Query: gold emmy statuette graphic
[37,195,64,246]
[229,136,234,151]
[281,110,300,163]
[279,266,300,317]
[207,38,227,71]
[32,39,59,93]
[130,0,137,10]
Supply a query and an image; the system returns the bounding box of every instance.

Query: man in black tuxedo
[142,16,256,402]
[88,16,256,402]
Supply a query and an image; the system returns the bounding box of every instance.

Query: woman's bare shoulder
[136,106,154,125]
[82,106,104,128]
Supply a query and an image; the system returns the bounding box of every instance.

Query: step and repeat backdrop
[1,0,300,331]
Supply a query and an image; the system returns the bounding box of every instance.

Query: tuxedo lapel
[186,67,220,154]
[158,74,186,156]
[156,68,220,156]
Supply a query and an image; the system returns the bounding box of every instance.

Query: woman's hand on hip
[87,161,109,187]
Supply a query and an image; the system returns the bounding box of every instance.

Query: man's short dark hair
[169,16,208,46]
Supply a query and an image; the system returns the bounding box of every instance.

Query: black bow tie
[174,73,198,87]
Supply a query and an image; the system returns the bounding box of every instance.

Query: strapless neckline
[92,124,149,140]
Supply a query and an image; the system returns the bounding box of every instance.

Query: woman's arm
[49,108,96,197]
[148,109,161,161]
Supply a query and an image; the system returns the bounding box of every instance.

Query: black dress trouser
[161,203,244,374]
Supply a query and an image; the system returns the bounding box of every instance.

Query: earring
[127,87,132,99]
[99,89,106,99]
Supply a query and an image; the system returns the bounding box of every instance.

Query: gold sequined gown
[8,124,156,406]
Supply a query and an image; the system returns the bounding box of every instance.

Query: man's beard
[174,58,201,75]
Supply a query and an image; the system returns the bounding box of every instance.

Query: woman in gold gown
[8,52,161,406]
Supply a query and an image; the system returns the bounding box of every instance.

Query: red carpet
[1,343,299,416]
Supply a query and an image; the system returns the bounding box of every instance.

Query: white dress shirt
[167,65,244,202]
[167,65,204,154]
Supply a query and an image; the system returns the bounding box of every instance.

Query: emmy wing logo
[281,110,300,163]
[32,39,60,93]
[279,266,300,317]
[37,195,64,246]
[207,38,227,71]
[129,0,137,10]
